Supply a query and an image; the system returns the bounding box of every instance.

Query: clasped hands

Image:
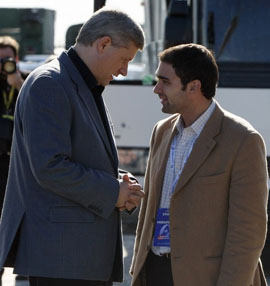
[116,174,144,211]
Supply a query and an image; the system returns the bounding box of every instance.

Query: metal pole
[192,0,198,43]
[94,0,106,12]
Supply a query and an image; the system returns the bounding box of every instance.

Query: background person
[0,8,145,286]
[0,35,25,284]
[131,43,268,286]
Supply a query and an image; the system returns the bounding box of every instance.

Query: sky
[0,0,145,49]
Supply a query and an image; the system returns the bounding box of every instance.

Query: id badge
[153,208,170,247]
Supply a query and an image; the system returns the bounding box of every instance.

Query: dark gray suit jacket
[0,52,124,282]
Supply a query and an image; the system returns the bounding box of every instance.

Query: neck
[182,99,212,127]
[74,44,97,76]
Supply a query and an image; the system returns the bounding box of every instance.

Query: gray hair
[76,8,145,50]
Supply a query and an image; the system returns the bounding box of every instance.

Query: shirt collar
[176,100,216,135]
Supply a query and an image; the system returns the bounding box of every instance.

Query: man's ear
[96,36,112,54]
[187,79,201,92]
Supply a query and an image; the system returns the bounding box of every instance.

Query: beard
[161,101,174,114]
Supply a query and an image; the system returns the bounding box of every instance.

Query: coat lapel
[153,116,179,208]
[58,52,118,173]
[100,98,119,169]
[173,103,224,194]
[77,84,118,169]
[173,133,216,192]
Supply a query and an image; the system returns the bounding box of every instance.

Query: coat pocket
[195,172,228,185]
[50,206,95,223]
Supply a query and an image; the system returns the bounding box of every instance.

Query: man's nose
[153,81,161,94]
[119,63,128,76]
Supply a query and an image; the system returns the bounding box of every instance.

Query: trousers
[144,250,174,286]
[29,276,113,286]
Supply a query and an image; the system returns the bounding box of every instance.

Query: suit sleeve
[20,74,119,219]
[217,132,268,286]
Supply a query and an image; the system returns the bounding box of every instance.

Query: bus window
[207,0,270,63]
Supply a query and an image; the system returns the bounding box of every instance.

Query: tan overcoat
[131,102,268,286]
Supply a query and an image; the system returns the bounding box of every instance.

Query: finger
[128,184,142,191]
[128,194,143,206]
[118,206,126,211]
[130,189,144,198]
[125,201,136,211]
[122,174,130,182]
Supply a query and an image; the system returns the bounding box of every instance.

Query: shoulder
[212,101,259,136]
[17,60,73,111]
[20,54,75,96]
[214,103,265,150]
[222,109,259,136]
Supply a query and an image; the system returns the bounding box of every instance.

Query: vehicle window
[118,147,149,176]
[208,0,270,63]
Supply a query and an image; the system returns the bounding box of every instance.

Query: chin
[100,80,110,86]
[162,107,174,114]
[104,81,111,86]
[162,106,169,114]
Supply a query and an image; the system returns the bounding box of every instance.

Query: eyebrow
[156,74,170,81]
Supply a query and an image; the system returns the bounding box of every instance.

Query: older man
[0,8,145,286]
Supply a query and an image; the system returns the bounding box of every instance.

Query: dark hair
[0,36,19,58]
[159,43,218,99]
[76,8,145,50]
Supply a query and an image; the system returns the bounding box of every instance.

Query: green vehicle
[0,8,55,59]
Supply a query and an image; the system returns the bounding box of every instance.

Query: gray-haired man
[0,8,145,286]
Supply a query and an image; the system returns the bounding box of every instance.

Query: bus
[70,0,270,268]
[99,0,270,182]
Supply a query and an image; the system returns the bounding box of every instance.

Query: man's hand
[7,70,24,91]
[116,174,144,211]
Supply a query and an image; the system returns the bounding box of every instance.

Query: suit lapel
[172,103,224,194]
[58,52,118,173]
[154,117,179,209]
[77,84,118,169]
[173,133,216,193]
[99,97,119,169]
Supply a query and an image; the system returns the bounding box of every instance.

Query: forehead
[156,61,178,79]
[121,42,138,59]
[0,46,15,59]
